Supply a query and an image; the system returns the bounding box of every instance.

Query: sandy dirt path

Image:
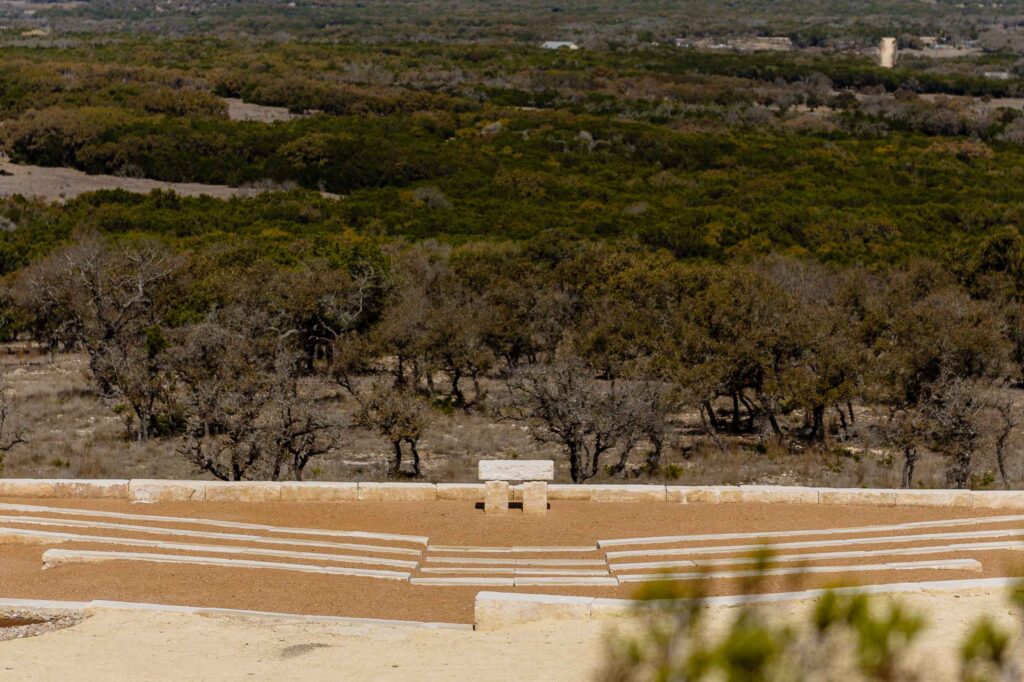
[0,608,609,681]
[0,587,1020,681]
[0,163,339,202]
[0,163,268,202]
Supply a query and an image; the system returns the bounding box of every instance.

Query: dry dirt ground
[0,97,308,203]
[5,350,1021,488]
[223,97,301,123]
[0,587,1020,681]
[0,159,338,202]
[0,162,272,202]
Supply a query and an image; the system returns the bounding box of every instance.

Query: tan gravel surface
[0,587,1020,681]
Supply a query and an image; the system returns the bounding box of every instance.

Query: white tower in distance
[880,37,898,68]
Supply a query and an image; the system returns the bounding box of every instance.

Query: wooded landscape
[0,229,1019,489]
[0,1,1024,489]
[8,3,1024,680]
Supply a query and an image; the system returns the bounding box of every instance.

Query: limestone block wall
[473,578,1022,630]
[0,478,1023,508]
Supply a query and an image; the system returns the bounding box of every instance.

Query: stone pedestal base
[522,481,548,514]
[484,480,509,514]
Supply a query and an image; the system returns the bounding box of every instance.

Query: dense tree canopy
[0,30,1022,486]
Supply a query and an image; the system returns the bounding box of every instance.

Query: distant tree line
[34,0,1020,53]
[2,41,1024,202]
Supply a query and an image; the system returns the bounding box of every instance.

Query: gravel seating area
[0,496,1022,624]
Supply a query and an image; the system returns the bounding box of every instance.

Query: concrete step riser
[41,549,412,580]
[616,559,982,583]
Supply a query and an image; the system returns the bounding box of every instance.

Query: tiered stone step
[411,544,617,587]
[0,502,425,581]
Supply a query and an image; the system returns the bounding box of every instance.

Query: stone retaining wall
[473,578,1022,630]
[0,479,1023,508]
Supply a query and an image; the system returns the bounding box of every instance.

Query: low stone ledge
[547,484,592,501]
[474,591,593,631]
[894,489,974,508]
[129,479,206,503]
[509,482,564,503]
[279,482,357,503]
[0,530,64,545]
[738,485,819,505]
[667,486,742,503]
[357,482,437,502]
[590,597,656,619]
[971,491,1024,509]
[202,482,282,503]
[479,579,1022,630]
[5,479,1024,510]
[591,485,667,503]
[42,548,103,569]
[0,479,129,500]
[818,488,897,506]
[436,483,484,501]
[0,479,58,498]
[53,479,129,500]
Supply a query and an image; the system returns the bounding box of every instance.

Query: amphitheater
[1,478,1024,680]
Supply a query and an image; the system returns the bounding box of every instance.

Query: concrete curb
[281,482,358,503]
[128,480,205,503]
[0,479,129,500]
[614,558,981,583]
[41,548,413,580]
[474,577,1024,630]
[475,592,594,629]
[0,501,430,546]
[0,597,471,630]
[0,479,1023,509]
[0,511,426,555]
[357,482,437,501]
[0,527,421,568]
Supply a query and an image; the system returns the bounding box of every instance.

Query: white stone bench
[478,460,555,514]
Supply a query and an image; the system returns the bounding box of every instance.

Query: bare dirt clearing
[223,98,302,123]
[0,163,339,202]
[0,163,268,202]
